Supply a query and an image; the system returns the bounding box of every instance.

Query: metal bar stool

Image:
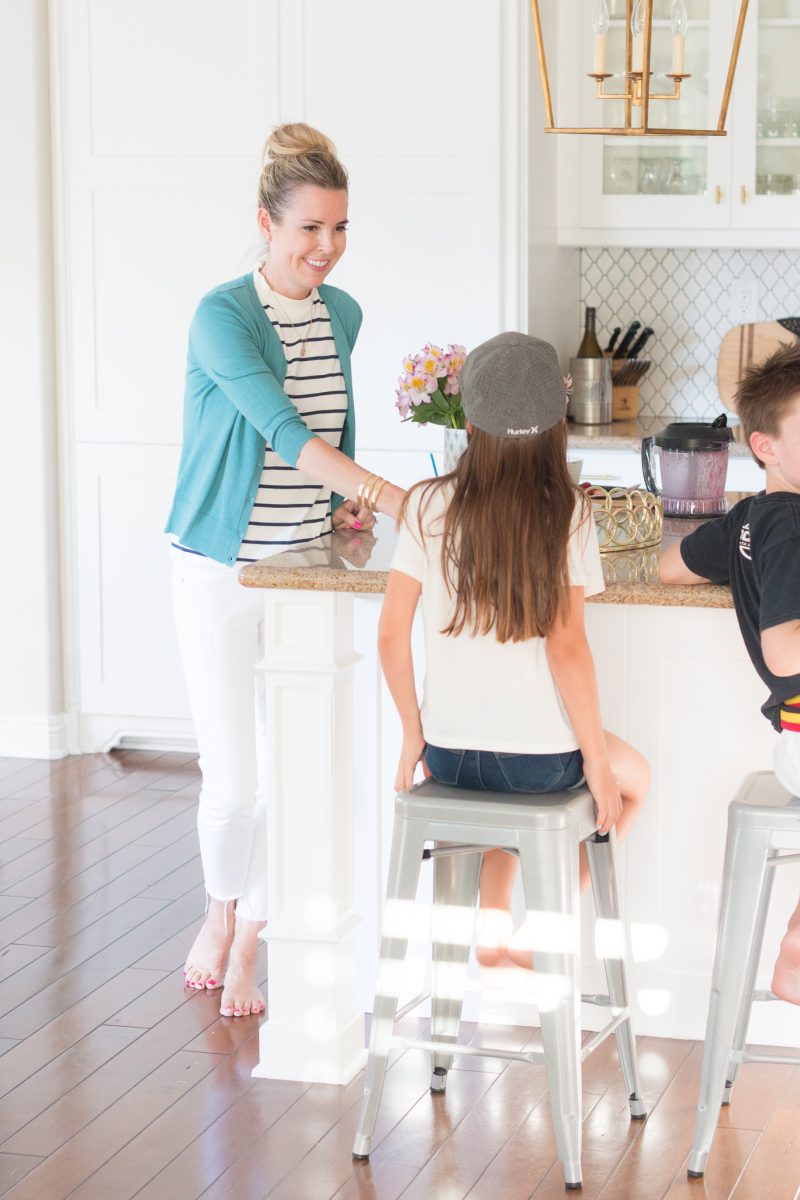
[688,771,800,1179]
[352,779,646,1191]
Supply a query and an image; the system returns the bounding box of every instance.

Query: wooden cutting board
[718,318,800,412]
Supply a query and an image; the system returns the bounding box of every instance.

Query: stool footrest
[395,990,430,1022]
[581,992,613,1007]
[392,1035,546,1067]
[733,1049,800,1068]
[767,851,800,869]
[422,844,499,860]
[580,1008,631,1060]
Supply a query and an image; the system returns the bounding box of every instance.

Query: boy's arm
[546,586,622,835]
[658,541,712,586]
[761,621,800,677]
[378,569,425,790]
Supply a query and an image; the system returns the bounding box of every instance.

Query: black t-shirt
[680,491,800,730]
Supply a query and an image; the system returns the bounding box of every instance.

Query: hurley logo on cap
[507,426,539,436]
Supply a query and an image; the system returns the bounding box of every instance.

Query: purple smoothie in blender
[641,416,734,518]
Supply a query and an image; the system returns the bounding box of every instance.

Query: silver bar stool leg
[430,845,482,1092]
[584,831,647,1120]
[687,820,773,1178]
[720,863,775,1104]
[353,814,428,1160]
[518,827,583,1190]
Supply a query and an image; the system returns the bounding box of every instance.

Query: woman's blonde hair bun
[262,122,338,167]
[258,122,348,220]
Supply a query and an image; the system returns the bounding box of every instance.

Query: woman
[165,123,403,1017]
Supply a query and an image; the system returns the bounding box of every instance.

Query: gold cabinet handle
[741,184,748,204]
[715,184,723,204]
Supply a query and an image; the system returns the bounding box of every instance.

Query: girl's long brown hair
[402,421,582,643]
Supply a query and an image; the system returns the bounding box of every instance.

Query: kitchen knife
[627,327,654,359]
[613,320,641,359]
[605,326,622,354]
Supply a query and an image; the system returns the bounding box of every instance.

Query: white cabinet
[556,0,800,246]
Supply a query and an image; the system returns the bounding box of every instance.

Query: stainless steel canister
[569,356,611,425]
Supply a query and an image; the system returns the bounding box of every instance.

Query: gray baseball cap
[460,331,568,438]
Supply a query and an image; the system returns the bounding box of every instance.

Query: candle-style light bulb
[592,0,610,72]
[671,0,688,72]
[630,0,645,71]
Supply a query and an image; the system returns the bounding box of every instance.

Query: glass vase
[443,428,468,473]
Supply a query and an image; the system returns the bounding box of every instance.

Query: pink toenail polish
[208,980,216,987]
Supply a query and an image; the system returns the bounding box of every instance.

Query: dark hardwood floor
[0,750,796,1199]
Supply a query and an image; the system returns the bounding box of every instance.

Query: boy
[659,342,800,1004]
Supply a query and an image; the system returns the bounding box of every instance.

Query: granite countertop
[568,415,752,457]
[239,513,735,609]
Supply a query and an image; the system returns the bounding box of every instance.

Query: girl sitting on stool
[378,332,649,967]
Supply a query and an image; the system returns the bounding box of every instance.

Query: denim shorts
[424,744,585,795]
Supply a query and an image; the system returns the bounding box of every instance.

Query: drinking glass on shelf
[761,98,782,139]
[639,160,662,193]
[605,157,637,194]
[782,109,800,138]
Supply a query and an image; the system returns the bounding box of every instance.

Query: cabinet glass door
[580,0,732,229]
[731,0,800,227]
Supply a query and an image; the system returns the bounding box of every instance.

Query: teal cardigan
[165,272,362,565]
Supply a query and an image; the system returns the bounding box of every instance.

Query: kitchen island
[240,514,797,1086]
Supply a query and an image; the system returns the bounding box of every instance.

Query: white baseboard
[0,713,70,759]
[78,713,197,755]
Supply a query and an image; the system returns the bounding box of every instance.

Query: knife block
[612,384,640,420]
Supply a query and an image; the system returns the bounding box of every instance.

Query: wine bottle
[576,306,604,358]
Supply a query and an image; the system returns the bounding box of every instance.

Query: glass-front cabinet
[730,0,800,227]
[564,0,800,243]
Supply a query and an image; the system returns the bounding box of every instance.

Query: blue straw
[429,452,439,477]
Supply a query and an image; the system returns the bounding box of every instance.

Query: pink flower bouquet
[395,343,467,429]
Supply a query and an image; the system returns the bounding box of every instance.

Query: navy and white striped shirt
[236,271,347,563]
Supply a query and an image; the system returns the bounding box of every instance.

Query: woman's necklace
[261,273,315,358]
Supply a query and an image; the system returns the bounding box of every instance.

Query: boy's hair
[400,422,587,643]
[736,342,800,468]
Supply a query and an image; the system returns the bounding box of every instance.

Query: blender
[641,415,734,518]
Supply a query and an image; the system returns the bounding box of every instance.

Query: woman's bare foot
[220,916,266,1017]
[771,901,800,1004]
[184,898,235,991]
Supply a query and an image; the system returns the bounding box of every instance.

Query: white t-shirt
[391,483,605,754]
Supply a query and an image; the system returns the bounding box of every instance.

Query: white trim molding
[0,714,70,760]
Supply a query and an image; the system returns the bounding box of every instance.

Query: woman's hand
[395,729,426,792]
[582,758,622,835]
[333,499,375,532]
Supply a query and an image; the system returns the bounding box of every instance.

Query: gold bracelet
[364,474,387,512]
[356,473,379,510]
[368,479,388,512]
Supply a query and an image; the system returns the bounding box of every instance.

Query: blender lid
[654,415,734,450]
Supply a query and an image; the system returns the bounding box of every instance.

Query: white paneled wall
[50,0,528,749]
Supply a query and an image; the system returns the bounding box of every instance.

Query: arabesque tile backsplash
[581,248,800,421]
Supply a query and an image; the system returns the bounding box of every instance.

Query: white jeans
[774,729,800,797]
[171,549,268,921]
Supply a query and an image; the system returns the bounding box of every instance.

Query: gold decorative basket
[585,486,663,553]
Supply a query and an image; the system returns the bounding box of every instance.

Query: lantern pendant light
[530,0,750,137]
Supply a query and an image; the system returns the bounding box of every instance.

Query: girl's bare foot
[220,915,266,1017]
[475,906,515,967]
[184,898,235,991]
[771,901,800,1004]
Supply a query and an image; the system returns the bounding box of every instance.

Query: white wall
[0,0,574,757]
[0,0,66,757]
[528,0,582,365]
[40,0,530,752]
